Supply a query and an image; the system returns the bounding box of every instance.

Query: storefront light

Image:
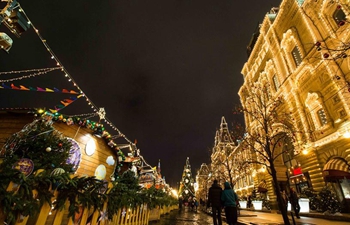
[343,131,350,138]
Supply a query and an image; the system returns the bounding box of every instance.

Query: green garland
[0,117,177,224]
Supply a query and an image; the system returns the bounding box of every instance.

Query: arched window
[305,92,329,129]
[281,28,305,71]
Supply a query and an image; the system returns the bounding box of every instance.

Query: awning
[323,158,350,181]
[258,180,268,193]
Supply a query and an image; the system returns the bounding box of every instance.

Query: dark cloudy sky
[0,0,281,187]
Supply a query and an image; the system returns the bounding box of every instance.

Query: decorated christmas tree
[178,157,195,203]
[0,115,75,225]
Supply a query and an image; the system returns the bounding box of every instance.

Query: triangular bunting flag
[37,87,45,91]
[60,101,69,106]
[19,85,30,90]
[53,87,60,92]
[70,90,79,94]
[46,88,54,92]
[64,99,74,103]
[2,83,11,89]
[11,84,20,90]
[62,89,69,93]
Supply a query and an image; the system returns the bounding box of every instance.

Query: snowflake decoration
[97,108,106,120]
[122,208,126,216]
[99,211,108,221]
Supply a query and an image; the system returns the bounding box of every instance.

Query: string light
[0,67,61,75]
[24,4,136,150]
[0,67,61,83]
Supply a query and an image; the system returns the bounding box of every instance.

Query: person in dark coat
[289,187,300,218]
[281,190,288,212]
[221,182,238,225]
[207,180,223,225]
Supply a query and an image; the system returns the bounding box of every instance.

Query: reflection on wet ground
[149,207,214,225]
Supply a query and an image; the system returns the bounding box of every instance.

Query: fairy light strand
[0,67,60,82]
[17,4,135,147]
[0,67,61,75]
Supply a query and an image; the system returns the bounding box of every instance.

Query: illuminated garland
[16,4,135,147]
[0,67,61,82]
[37,109,126,170]
[1,3,147,173]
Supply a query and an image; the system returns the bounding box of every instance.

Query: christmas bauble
[46,147,52,152]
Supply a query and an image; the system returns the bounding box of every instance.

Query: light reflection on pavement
[149,207,214,225]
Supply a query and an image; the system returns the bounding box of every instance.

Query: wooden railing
[1,195,178,225]
[1,177,178,225]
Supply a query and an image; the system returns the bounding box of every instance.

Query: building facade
[239,0,350,211]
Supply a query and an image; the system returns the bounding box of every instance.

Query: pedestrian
[192,197,199,212]
[247,195,252,208]
[178,196,183,210]
[221,182,238,225]
[207,180,223,225]
[289,187,300,218]
[281,190,288,212]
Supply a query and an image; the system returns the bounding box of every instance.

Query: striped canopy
[323,158,350,181]
[323,158,350,173]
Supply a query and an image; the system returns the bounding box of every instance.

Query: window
[296,0,305,6]
[333,95,341,104]
[339,108,346,118]
[292,46,302,66]
[273,74,280,91]
[333,7,346,26]
[317,109,328,126]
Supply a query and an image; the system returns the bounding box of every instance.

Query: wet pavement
[149,207,214,225]
[237,210,350,225]
[149,207,350,225]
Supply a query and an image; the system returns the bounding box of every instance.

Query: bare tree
[237,82,302,225]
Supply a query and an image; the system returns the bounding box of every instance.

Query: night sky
[1,0,282,188]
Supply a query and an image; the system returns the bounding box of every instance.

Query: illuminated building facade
[239,0,350,211]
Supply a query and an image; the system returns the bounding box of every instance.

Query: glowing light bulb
[343,131,350,138]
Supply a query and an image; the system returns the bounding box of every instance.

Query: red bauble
[338,20,345,26]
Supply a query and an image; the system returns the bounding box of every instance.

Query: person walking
[281,190,288,212]
[221,182,238,225]
[289,187,300,218]
[207,180,223,225]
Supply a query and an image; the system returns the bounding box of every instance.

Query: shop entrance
[323,157,350,213]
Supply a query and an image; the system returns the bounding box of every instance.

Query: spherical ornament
[338,20,345,26]
[58,143,62,147]
[323,53,330,58]
[111,177,115,181]
[46,147,52,152]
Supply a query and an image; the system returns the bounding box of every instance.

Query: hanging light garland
[0,67,61,82]
[11,3,138,152]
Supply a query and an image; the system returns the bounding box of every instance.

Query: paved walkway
[149,207,213,225]
[149,207,350,225]
[238,210,350,225]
